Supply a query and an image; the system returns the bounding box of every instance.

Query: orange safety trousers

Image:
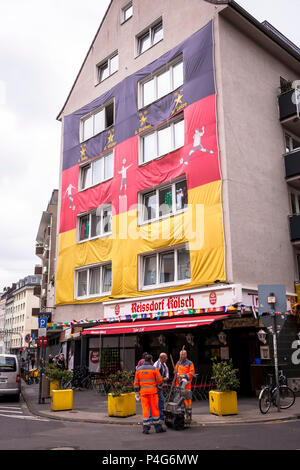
[140,393,160,425]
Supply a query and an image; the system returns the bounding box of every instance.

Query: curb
[22,392,299,426]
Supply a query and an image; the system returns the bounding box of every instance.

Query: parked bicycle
[61,366,92,390]
[259,370,295,414]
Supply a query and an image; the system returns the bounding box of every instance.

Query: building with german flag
[53,0,300,395]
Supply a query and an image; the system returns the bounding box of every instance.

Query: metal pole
[272,313,280,412]
[38,337,45,404]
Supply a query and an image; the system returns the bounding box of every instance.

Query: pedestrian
[48,354,54,364]
[174,349,195,423]
[31,357,35,370]
[136,352,148,369]
[154,353,169,422]
[56,354,66,370]
[134,354,166,434]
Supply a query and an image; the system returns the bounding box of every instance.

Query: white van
[0,354,21,401]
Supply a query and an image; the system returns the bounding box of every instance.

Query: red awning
[81,314,230,336]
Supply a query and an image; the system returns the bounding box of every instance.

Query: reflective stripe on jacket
[134,363,163,395]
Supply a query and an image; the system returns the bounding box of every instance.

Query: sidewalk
[21,381,300,426]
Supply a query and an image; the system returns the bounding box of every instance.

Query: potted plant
[45,363,73,396]
[209,358,240,416]
[106,370,136,417]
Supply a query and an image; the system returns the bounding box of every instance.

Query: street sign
[38,337,48,347]
[38,317,48,329]
[38,328,47,337]
[25,334,31,343]
[258,285,287,315]
[31,332,36,340]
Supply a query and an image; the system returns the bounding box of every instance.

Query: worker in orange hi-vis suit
[174,349,195,422]
[134,354,166,434]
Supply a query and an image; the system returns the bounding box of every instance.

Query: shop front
[81,284,300,396]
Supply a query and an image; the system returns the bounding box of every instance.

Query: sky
[0,0,299,292]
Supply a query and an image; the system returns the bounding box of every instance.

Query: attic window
[97,52,119,83]
[121,2,133,23]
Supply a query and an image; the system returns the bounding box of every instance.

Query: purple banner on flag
[62,21,215,171]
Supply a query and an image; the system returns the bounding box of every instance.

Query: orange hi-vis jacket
[174,359,195,389]
[134,364,163,396]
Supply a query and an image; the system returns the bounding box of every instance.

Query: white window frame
[138,56,183,109]
[138,176,188,225]
[139,115,184,165]
[121,1,133,23]
[75,262,112,299]
[97,52,119,84]
[80,99,115,143]
[77,203,112,243]
[136,19,163,56]
[79,151,114,191]
[138,244,191,291]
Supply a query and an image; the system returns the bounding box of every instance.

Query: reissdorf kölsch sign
[103,285,244,320]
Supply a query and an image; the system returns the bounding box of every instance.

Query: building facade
[34,190,61,356]
[54,0,300,394]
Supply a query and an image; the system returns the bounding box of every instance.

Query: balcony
[278,89,300,135]
[34,265,43,275]
[35,246,44,257]
[284,148,300,189]
[289,214,300,244]
[33,285,41,297]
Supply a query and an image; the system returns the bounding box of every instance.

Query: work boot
[154,423,166,433]
[142,425,151,434]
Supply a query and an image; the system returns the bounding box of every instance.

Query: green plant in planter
[211,358,240,392]
[45,363,73,388]
[105,370,134,397]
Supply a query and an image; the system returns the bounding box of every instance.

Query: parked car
[0,354,21,401]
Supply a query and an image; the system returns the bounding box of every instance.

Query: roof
[56,0,300,120]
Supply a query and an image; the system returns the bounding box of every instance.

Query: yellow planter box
[51,389,73,411]
[108,392,136,417]
[209,390,238,416]
[50,381,60,397]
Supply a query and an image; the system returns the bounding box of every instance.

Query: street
[0,397,299,452]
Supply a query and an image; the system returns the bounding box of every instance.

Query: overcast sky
[0,0,299,292]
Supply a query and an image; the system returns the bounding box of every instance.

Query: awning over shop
[81,314,231,336]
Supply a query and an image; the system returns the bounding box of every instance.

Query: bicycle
[259,370,295,414]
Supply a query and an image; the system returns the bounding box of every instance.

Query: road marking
[0,409,23,414]
[0,412,49,421]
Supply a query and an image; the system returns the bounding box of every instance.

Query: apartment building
[34,189,61,355]
[54,0,300,394]
[9,276,40,354]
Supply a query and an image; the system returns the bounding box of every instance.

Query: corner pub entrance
[137,318,259,396]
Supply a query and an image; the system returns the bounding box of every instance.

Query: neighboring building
[34,190,61,356]
[54,0,300,394]
[0,291,6,353]
[10,276,40,354]
[3,284,16,353]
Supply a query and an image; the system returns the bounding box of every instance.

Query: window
[140,116,184,164]
[80,101,114,142]
[78,204,112,242]
[80,152,114,190]
[97,53,119,83]
[75,263,112,298]
[285,133,300,153]
[139,177,188,224]
[137,20,163,55]
[290,191,300,215]
[121,2,132,23]
[140,57,183,107]
[140,245,190,289]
